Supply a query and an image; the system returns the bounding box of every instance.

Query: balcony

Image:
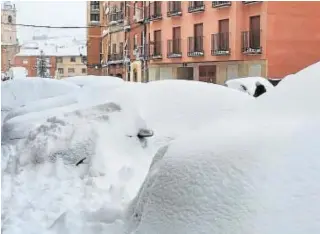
[211,32,230,56]
[241,30,262,54]
[212,1,231,8]
[150,41,162,59]
[107,54,124,65]
[108,11,124,24]
[90,2,100,13]
[134,8,144,23]
[187,36,204,57]
[242,1,260,4]
[133,44,148,60]
[167,2,182,17]
[149,2,162,21]
[188,1,205,13]
[167,39,182,58]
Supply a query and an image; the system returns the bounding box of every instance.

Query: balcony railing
[150,41,162,59]
[242,1,259,4]
[167,39,182,58]
[187,36,204,57]
[167,2,182,17]
[211,32,230,56]
[133,44,149,60]
[149,2,162,21]
[108,11,124,24]
[90,3,100,13]
[241,30,262,54]
[108,53,123,62]
[188,1,205,13]
[212,1,232,8]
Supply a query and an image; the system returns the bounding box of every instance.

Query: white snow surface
[225,76,274,95]
[125,62,320,234]
[8,67,28,80]
[1,78,79,111]
[63,75,124,88]
[2,62,320,234]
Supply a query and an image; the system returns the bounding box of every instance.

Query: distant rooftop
[16,36,87,57]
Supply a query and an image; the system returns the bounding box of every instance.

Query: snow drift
[63,75,124,88]
[1,78,79,111]
[125,62,320,234]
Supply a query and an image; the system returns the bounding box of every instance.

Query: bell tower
[1,1,19,72]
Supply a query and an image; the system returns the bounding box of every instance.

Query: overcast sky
[12,1,87,43]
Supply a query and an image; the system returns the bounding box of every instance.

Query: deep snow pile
[225,76,274,95]
[106,80,254,146]
[1,78,79,111]
[125,62,320,234]
[1,100,153,234]
[63,75,124,88]
[1,78,255,234]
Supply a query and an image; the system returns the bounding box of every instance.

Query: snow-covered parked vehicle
[225,77,274,96]
[124,62,320,234]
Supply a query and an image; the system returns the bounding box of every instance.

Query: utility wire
[1,22,105,28]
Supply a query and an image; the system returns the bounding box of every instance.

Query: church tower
[1,1,19,72]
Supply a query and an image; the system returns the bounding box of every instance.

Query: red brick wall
[14,56,56,77]
[87,27,102,75]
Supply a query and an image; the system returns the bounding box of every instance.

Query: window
[112,43,116,54]
[119,42,124,55]
[154,30,161,55]
[173,27,181,40]
[70,57,76,62]
[8,15,12,23]
[90,1,100,10]
[250,15,261,48]
[194,23,203,51]
[219,19,229,33]
[58,68,64,74]
[22,59,28,64]
[173,27,181,53]
[82,68,86,74]
[90,14,100,22]
[68,68,75,73]
[140,31,144,46]
[133,34,137,49]
[56,57,63,63]
[154,30,161,42]
[154,1,161,15]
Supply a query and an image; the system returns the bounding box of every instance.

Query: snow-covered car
[124,62,320,234]
[225,77,274,96]
[1,78,255,233]
[63,75,125,88]
[7,66,28,79]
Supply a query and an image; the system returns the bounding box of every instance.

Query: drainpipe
[142,2,148,83]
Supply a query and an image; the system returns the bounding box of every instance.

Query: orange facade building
[147,1,320,83]
[89,1,320,83]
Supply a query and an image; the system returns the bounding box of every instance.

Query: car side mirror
[137,129,154,138]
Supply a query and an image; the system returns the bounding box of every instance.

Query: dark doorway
[199,65,216,83]
[116,73,122,78]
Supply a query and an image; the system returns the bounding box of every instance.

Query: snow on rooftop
[17,36,87,57]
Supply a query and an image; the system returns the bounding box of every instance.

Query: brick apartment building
[88,1,320,83]
[86,1,103,75]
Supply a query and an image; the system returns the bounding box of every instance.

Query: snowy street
[1,62,320,233]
